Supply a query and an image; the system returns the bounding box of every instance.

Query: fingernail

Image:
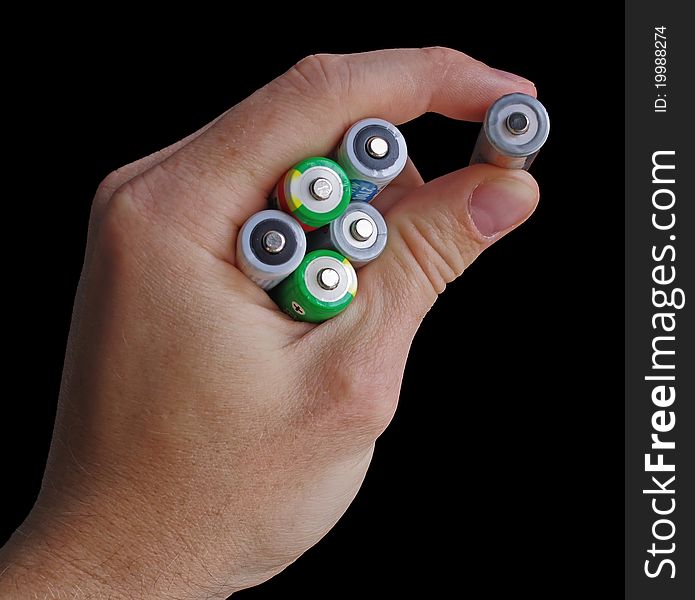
[491,68,535,86]
[469,179,537,237]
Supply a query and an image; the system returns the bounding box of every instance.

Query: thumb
[301,163,538,438]
[332,163,539,352]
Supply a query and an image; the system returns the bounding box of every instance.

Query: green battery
[270,157,351,231]
[271,249,357,323]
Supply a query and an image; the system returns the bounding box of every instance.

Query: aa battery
[306,202,387,268]
[236,210,307,291]
[270,157,351,231]
[470,93,550,170]
[336,118,408,202]
[271,249,357,323]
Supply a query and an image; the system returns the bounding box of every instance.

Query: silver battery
[306,202,387,268]
[336,118,408,202]
[236,209,306,290]
[470,93,550,170]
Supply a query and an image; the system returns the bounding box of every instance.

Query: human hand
[0,48,538,599]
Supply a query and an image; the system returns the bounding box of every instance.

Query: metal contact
[317,268,340,290]
[506,112,530,135]
[293,166,345,214]
[310,177,333,200]
[366,136,389,159]
[341,210,378,250]
[333,203,387,267]
[304,255,353,303]
[484,93,550,157]
[349,218,374,242]
[262,230,286,253]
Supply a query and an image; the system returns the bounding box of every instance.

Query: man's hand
[0,48,538,599]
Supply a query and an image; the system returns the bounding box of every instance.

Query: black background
[3,8,623,598]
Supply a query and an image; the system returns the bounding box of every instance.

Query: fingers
[128,48,534,256]
[371,164,538,321]
[295,164,538,438]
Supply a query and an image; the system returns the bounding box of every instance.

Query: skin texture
[0,48,539,599]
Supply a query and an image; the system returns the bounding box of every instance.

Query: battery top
[250,218,298,265]
[353,124,400,171]
[484,93,550,157]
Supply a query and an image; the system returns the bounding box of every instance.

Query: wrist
[1,534,114,599]
[0,510,137,600]
[0,500,243,599]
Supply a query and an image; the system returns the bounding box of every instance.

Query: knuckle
[421,45,453,64]
[397,215,469,297]
[94,178,154,263]
[97,188,139,249]
[382,251,435,324]
[421,45,467,71]
[282,54,348,101]
[93,168,129,217]
[420,47,473,105]
[92,160,154,224]
[95,170,123,203]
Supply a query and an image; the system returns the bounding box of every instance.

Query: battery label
[349,179,379,202]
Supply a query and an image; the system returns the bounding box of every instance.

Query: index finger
[134,48,536,253]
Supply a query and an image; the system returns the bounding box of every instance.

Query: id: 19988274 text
[654,26,667,113]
